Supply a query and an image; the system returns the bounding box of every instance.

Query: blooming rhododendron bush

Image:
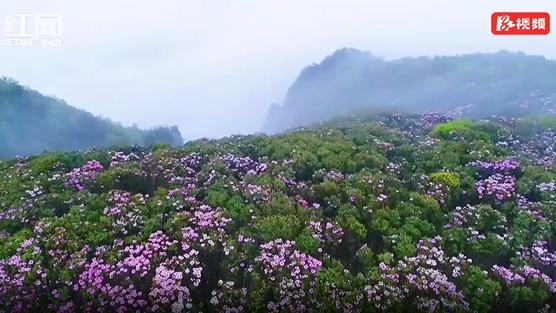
[1,113,556,312]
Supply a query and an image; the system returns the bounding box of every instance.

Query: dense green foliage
[431,119,474,139]
[0,77,183,158]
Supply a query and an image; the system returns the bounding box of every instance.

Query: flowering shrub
[475,174,516,202]
[365,237,470,311]
[64,160,103,191]
[470,159,521,175]
[103,191,146,235]
[255,239,323,312]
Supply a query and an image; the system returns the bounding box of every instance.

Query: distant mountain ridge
[0,77,183,157]
[263,48,556,133]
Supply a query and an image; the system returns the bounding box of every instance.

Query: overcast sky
[1,0,555,139]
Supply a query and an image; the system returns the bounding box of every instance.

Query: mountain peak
[262,50,556,134]
[327,47,378,62]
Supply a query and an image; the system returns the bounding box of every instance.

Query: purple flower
[64,160,104,191]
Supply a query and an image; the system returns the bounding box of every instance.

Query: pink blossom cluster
[242,183,271,202]
[45,227,91,271]
[492,265,556,293]
[208,280,248,313]
[103,191,145,235]
[421,113,454,129]
[279,174,298,189]
[387,162,401,175]
[366,237,469,312]
[113,231,176,277]
[475,174,516,202]
[421,137,438,147]
[327,282,364,313]
[64,160,104,191]
[444,205,506,242]
[0,239,47,313]
[142,151,188,185]
[372,138,394,151]
[163,153,203,185]
[517,131,556,169]
[426,182,449,204]
[110,151,140,167]
[188,205,231,234]
[470,159,521,174]
[73,230,204,312]
[0,207,18,221]
[237,234,255,244]
[420,175,450,205]
[297,197,321,210]
[167,187,198,205]
[325,170,345,182]
[403,237,469,311]
[516,195,547,222]
[377,193,388,202]
[538,181,556,193]
[149,264,191,312]
[364,265,407,310]
[255,239,323,312]
[308,220,344,248]
[519,240,556,267]
[220,154,268,176]
[444,205,478,229]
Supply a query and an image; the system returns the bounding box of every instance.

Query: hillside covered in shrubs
[0,77,183,158]
[1,113,556,312]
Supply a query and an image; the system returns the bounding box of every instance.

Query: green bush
[432,119,474,138]
[461,265,501,312]
[254,215,302,242]
[430,172,461,188]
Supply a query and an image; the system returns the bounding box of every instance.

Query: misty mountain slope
[0,77,183,157]
[263,48,556,133]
